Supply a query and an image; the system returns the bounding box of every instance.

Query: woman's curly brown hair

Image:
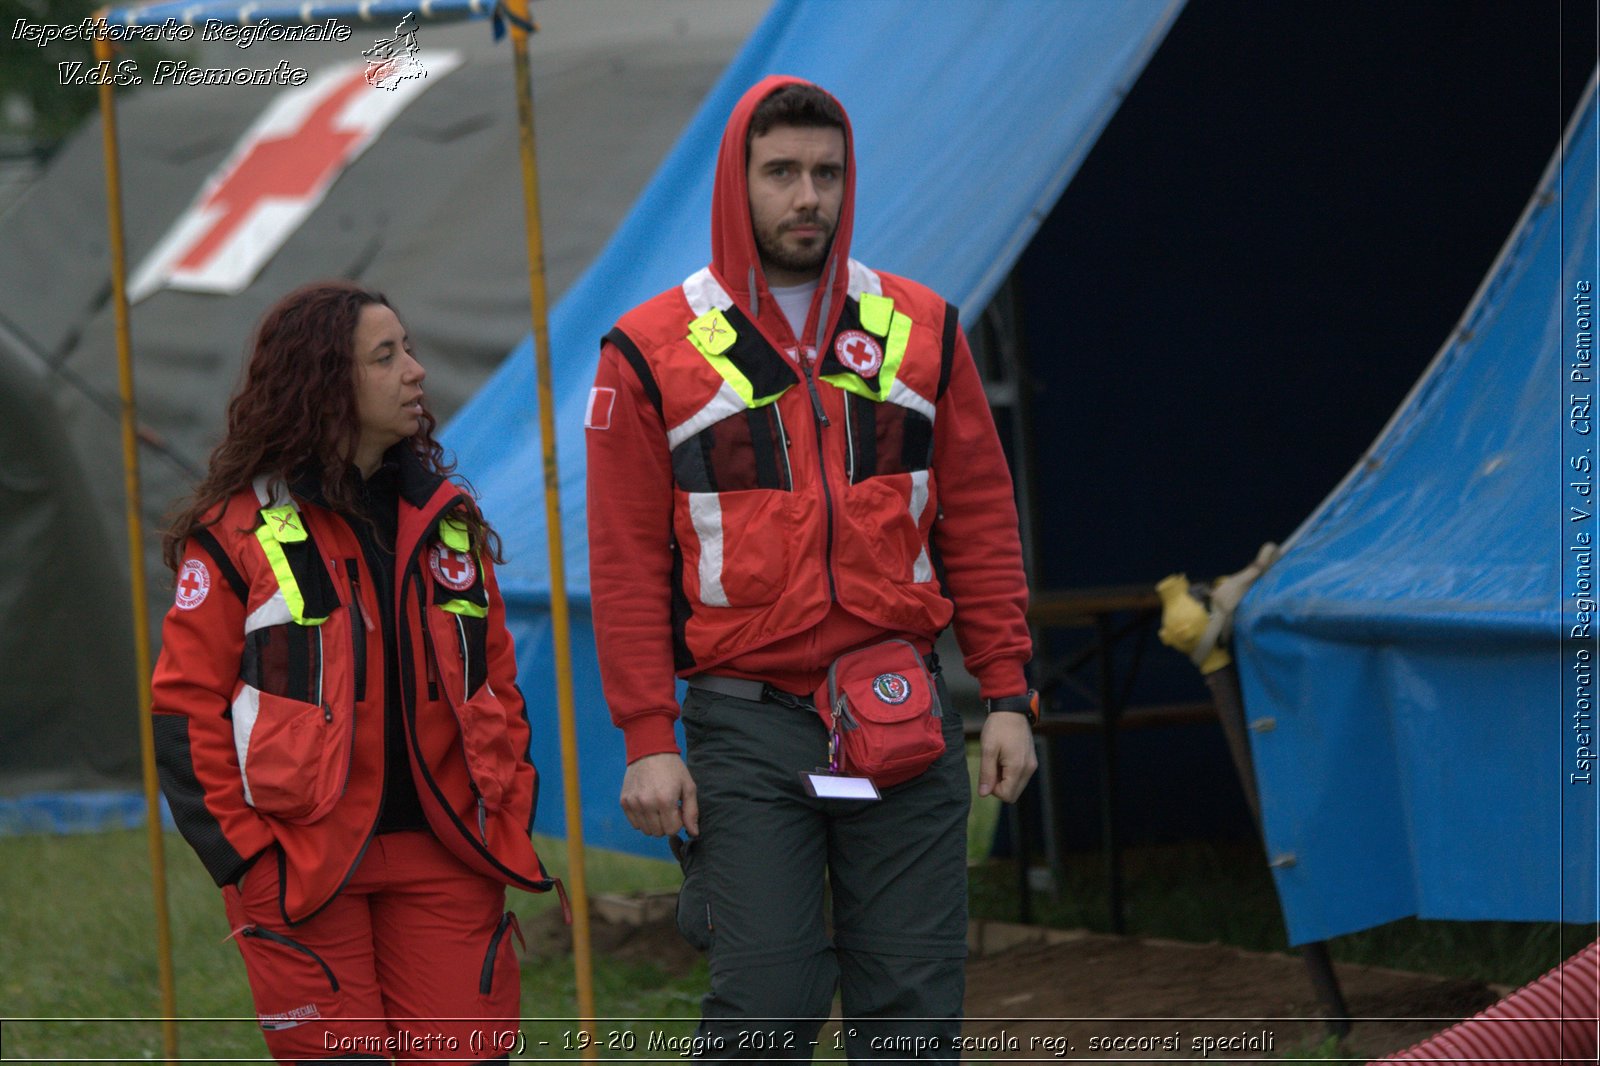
[163,280,502,569]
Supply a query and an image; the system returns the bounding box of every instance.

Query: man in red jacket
[585,76,1037,1059]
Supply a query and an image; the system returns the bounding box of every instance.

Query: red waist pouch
[813,639,945,788]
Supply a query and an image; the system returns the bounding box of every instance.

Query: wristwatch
[984,689,1040,725]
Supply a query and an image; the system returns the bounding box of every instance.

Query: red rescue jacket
[586,75,1031,761]
[153,452,555,924]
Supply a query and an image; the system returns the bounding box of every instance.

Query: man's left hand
[977,711,1038,804]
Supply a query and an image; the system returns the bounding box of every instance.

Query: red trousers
[223,829,521,1064]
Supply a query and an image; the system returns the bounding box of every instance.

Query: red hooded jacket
[152,451,556,924]
[586,76,1031,762]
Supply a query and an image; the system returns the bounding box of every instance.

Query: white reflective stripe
[682,267,733,318]
[667,381,745,450]
[909,470,933,583]
[245,589,293,633]
[232,684,261,808]
[688,492,729,607]
[847,258,882,299]
[887,378,936,423]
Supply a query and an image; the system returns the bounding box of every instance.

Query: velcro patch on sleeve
[585,386,616,431]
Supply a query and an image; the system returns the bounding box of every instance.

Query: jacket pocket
[837,468,938,586]
[677,488,807,608]
[232,683,352,824]
[451,682,518,819]
[479,912,523,995]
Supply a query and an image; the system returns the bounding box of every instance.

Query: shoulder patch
[175,558,211,611]
[585,386,616,430]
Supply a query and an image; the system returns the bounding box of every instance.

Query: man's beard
[755,214,833,278]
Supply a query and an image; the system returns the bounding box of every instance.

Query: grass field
[1,783,1592,1060]
[0,826,699,1060]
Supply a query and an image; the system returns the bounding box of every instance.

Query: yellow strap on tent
[821,308,914,403]
[253,522,328,625]
[857,293,894,337]
[441,599,489,618]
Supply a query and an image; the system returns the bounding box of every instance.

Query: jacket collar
[286,444,447,514]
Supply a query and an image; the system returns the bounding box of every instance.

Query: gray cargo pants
[675,676,971,1063]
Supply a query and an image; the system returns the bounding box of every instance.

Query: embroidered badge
[174,559,211,610]
[428,543,476,591]
[835,330,885,376]
[585,386,616,430]
[872,672,911,705]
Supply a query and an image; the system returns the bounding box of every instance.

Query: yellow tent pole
[93,23,179,1065]
[501,0,598,1043]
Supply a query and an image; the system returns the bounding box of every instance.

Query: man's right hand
[620,752,699,837]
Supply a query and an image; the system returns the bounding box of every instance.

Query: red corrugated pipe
[1373,939,1598,1064]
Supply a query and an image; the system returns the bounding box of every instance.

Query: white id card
[800,770,881,801]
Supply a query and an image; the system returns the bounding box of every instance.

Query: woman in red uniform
[153,280,557,1063]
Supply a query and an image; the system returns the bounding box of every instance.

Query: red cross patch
[175,559,211,611]
[835,330,885,376]
[428,543,476,592]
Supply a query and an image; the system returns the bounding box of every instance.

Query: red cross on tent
[128,53,461,302]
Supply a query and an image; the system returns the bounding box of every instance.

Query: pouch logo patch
[428,543,476,591]
[872,672,911,705]
[175,559,211,610]
[835,330,884,376]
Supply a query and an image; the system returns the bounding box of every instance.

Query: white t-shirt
[770,280,819,358]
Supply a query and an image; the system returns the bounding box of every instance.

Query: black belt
[685,651,940,710]
[684,673,812,709]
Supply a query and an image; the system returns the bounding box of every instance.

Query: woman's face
[351,302,426,476]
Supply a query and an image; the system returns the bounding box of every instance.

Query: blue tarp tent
[444,0,1184,856]
[1236,75,1600,945]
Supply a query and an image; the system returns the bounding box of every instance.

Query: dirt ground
[528,904,1501,1062]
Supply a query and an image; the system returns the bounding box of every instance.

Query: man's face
[746,123,846,287]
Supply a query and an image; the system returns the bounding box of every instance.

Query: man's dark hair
[747,83,846,149]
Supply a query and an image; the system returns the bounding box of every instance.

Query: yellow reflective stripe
[701,348,788,410]
[687,308,738,357]
[884,308,912,379]
[441,599,488,619]
[253,524,327,626]
[260,505,307,543]
[821,309,914,403]
[439,517,471,552]
[857,293,894,337]
[686,308,782,409]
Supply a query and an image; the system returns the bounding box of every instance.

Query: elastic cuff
[622,713,681,763]
[974,662,1029,701]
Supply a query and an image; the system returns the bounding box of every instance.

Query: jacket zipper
[408,500,492,845]
[394,496,554,891]
[842,393,854,484]
[344,559,370,701]
[799,359,839,601]
[772,403,794,490]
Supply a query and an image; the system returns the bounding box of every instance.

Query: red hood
[709,75,856,350]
